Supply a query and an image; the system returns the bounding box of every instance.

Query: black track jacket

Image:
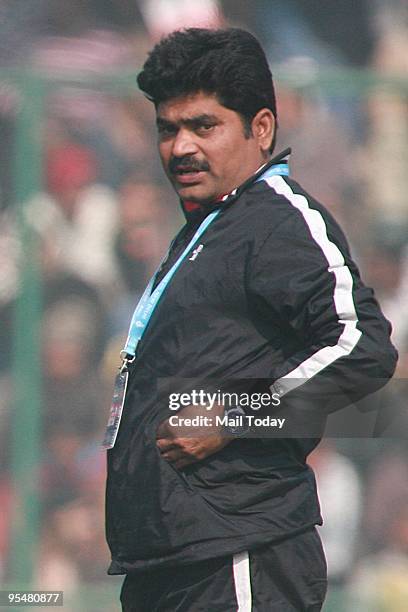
[106,150,397,574]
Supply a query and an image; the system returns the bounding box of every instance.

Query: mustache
[169,156,210,173]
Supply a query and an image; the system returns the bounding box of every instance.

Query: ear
[251,108,275,155]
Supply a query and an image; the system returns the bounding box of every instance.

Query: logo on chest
[189,244,204,261]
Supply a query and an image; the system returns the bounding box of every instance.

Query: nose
[171,128,199,157]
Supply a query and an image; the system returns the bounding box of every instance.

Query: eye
[196,123,216,135]
[157,123,177,138]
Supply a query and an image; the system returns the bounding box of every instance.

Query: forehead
[156,91,234,122]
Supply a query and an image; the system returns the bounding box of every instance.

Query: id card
[102,369,129,450]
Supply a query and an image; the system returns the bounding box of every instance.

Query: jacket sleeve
[248,197,398,424]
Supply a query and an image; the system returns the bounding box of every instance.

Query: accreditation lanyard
[255,162,289,181]
[102,208,221,450]
[122,207,221,362]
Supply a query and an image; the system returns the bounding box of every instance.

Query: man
[105,28,397,611]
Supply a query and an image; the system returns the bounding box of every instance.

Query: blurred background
[0,1,407,610]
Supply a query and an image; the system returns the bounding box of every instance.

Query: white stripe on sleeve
[264,175,362,398]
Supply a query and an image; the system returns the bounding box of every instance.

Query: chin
[177,187,213,204]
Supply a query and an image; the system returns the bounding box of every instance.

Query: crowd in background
[0,1,407,610]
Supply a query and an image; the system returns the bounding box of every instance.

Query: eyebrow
[156,114,219,129]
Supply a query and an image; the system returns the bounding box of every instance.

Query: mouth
[172,167,207,185]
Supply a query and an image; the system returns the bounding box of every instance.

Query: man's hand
[156,403,232,469]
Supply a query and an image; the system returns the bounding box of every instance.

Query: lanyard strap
[122,208,221,359]
[255,162,289,181]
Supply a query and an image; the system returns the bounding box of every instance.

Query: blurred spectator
[37,495,108,593]
[38,432,109,595]
[41,431,84,511]
[42,276,109,440]
[37,142,119,296]
[356,3,408,227]
[309,442,363,586]
[359,240,408,351]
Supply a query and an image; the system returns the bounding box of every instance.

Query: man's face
[156,92,271,205]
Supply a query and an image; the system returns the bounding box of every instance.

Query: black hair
[137,28,278,152]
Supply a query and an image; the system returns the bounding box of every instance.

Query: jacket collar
[180,148,291,222]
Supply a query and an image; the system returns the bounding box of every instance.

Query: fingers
[157,438,198,468]
[156,435,231,470]
[157,437,196,459]
[156,437,176,452]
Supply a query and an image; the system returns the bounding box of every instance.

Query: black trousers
[120,527,327,611]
